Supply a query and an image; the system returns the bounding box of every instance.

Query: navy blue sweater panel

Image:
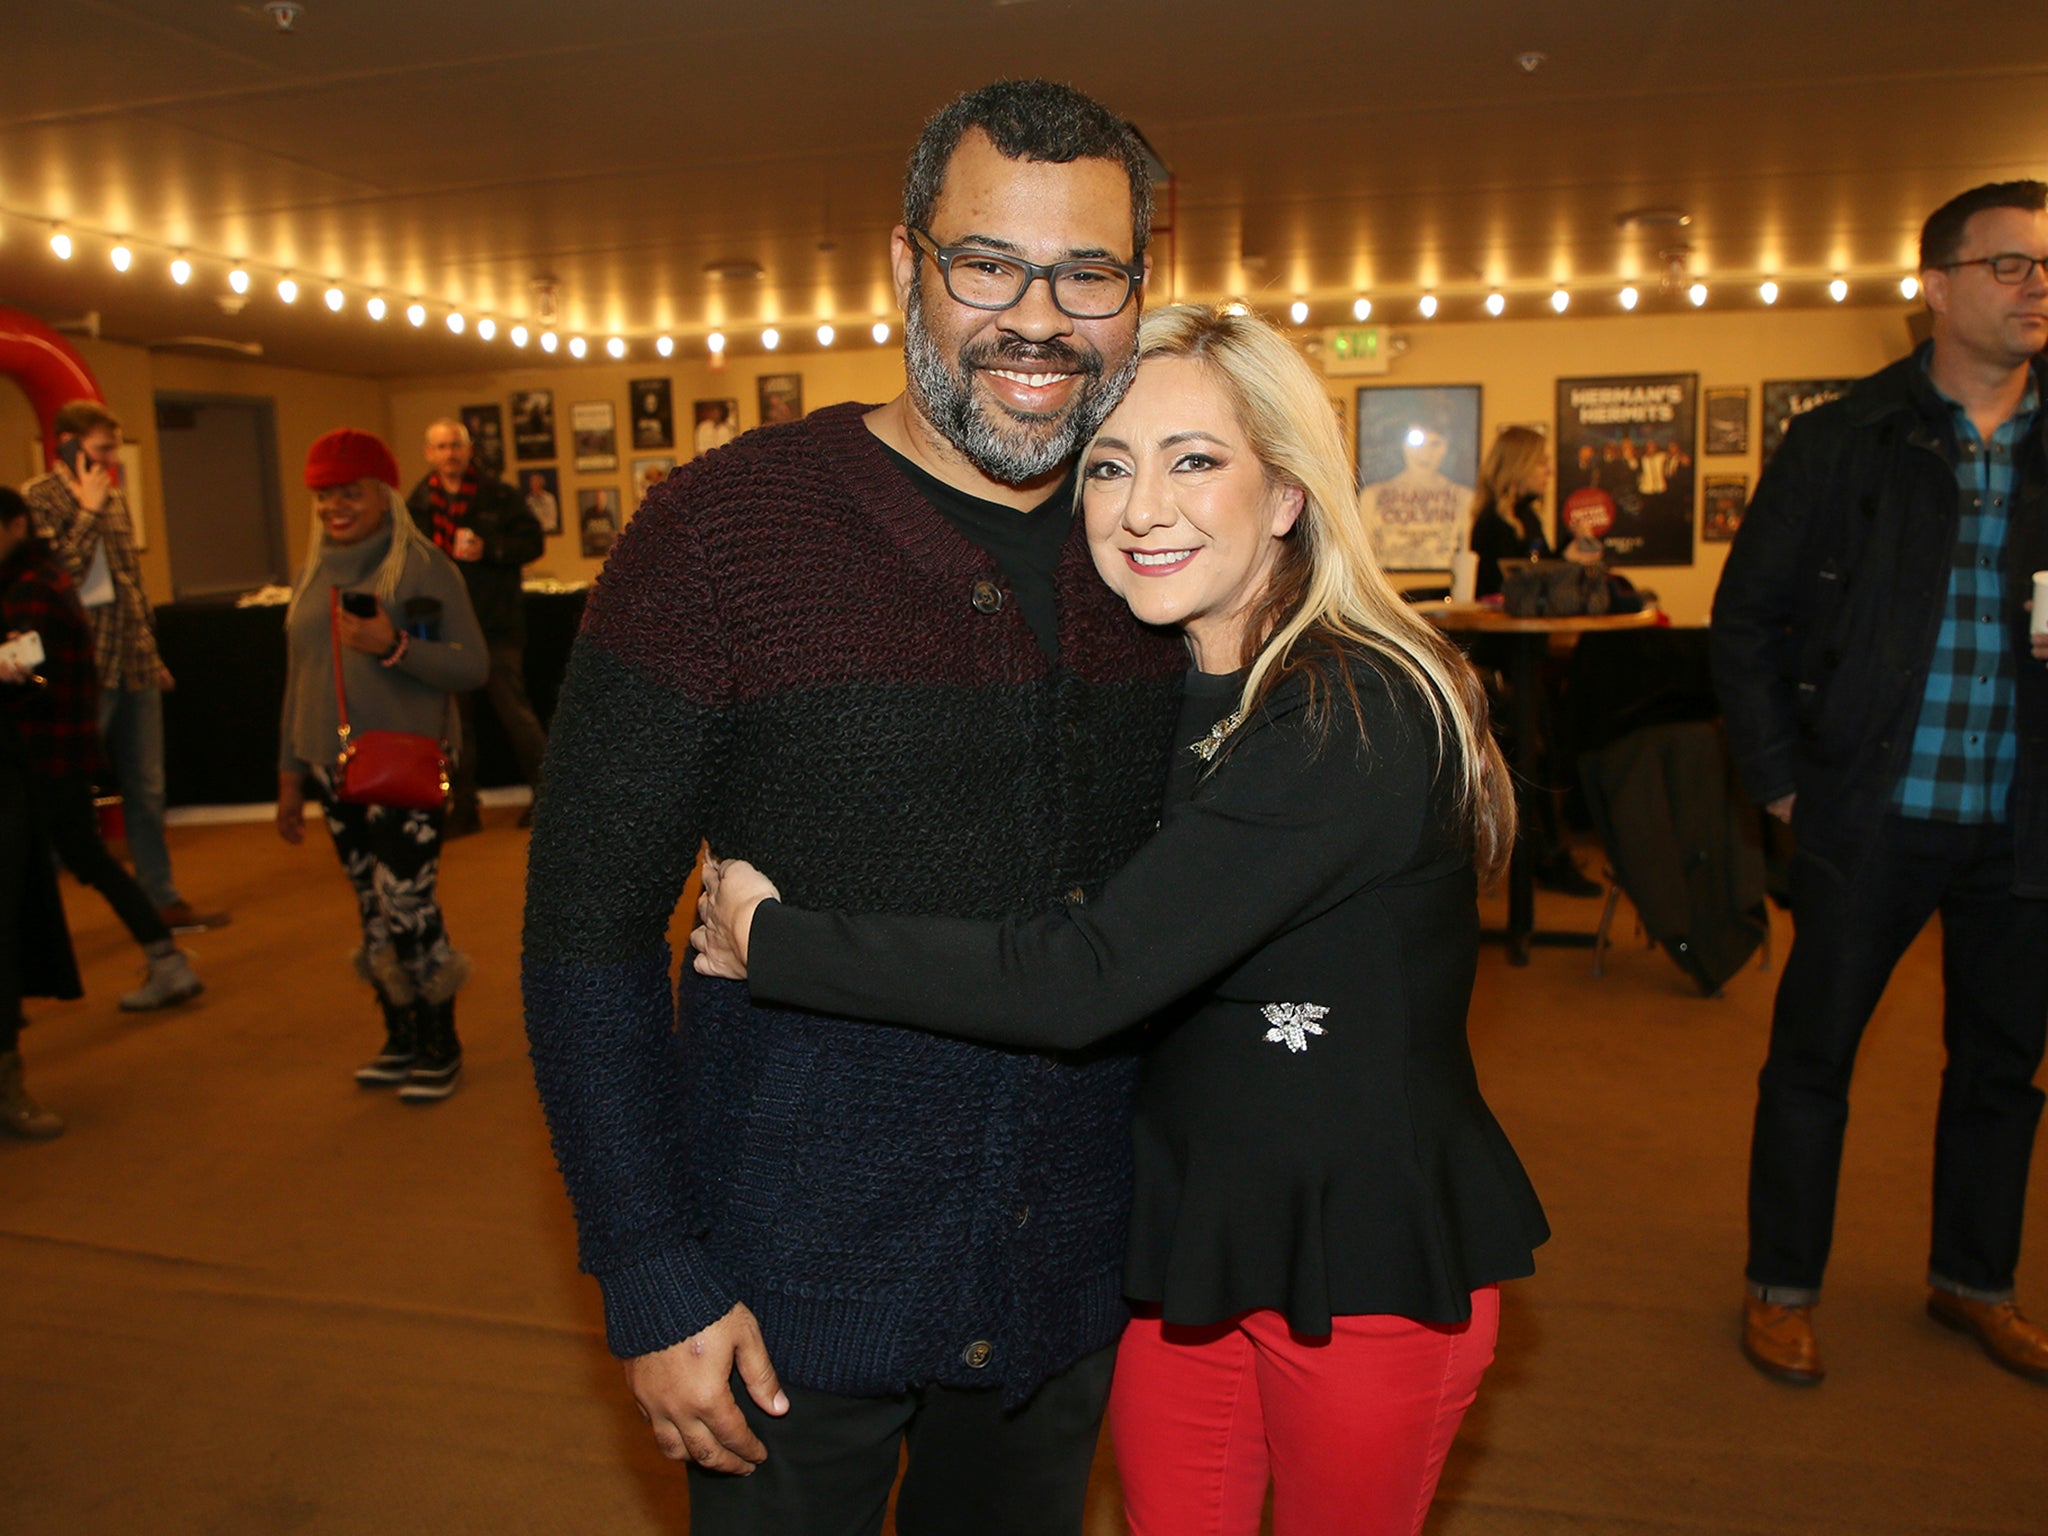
[523,402,1186,1400]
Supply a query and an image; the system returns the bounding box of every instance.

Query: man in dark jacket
[1713,180,2048,1388]
[406,418,547,834]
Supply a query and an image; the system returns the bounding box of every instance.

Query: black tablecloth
[155,590,587,806]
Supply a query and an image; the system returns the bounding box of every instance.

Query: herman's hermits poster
[1554,374,1697,567]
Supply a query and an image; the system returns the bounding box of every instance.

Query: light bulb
[1352,297,1372,322]
[817,324,835,346]
[762,328,780,350]
[540,330,558,353]
[706,331,726,354]
[1688,282,1708,307]
[49,230,72,260]
[656,334,674,357]
[1223,301,1250,317]
[366,295,387,321]
[1619,285,1639,311]
[1418,294,1438,319]
[170,256,193,285]
[1900,275,1919,300]
[447,312,465,335]
[1288,300,1309,325]
[1828,277,1848,303]
[510,324,529,347]
[229,267,251,294]
[477,317,496,341]
[568,336,587,358]
[406,302,427,327]
[277,277,298,303]
[110,245,132,272]
[324,286,345,312]
[1485,292,1505,317]
[1550,288,1570,314]
[872,321,891,344]
[606,336,626,359]
[1759,280,1779,306]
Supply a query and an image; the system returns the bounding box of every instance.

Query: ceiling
[4,0,2046,378]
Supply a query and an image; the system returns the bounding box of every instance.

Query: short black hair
[0,485,31,529]
[1920,180,2048,270]
[903,79,1154,257]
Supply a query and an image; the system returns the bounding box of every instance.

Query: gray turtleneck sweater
[279,525,489,775]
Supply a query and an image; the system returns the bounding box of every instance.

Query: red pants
[1108,1287,1499,1536]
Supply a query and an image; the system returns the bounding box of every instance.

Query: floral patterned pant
[313,775,454,995]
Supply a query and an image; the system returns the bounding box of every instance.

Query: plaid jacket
[0,539,105,781]
[21,472,163,692]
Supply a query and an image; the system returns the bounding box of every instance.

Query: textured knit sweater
[522,402,1187,1402]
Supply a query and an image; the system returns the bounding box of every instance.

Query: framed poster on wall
[1703,387,1749,456]
[512,389,555,462]
[577,486,620,557]
[460,403,506,476]
[1702,475,1749,542]
[630,378,674,449]
[693,399,739,456]
[1761,379,1856,467]
[757,373,804,425]
[517,466,561,535]
[1555,374,1697,567]
[1354,384,1481,572]
[571,400,619,472]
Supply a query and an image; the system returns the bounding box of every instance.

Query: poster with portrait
[517,465,561,536]
[1555,373,1697,567]
[693,398,739,456]
[512,389,556,462]
[1354,384,1482,571]
[1702,475,1749,543]
[1761,379,1855,467]
[577,486,620,558]
[757,373,804,426]
[460,403,507,477]
[1703,387,1749,456]
[571,400,619,472]
[630,378,674,449]
[631,455,676,509]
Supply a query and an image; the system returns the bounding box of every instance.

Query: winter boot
[0,1049,64,1139]
[398,999,462,1103]
[119,940,204,1011]
[354,993,419,1086]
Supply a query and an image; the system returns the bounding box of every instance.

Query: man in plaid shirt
[0,488,202,1013]
[22,400,226,934]
[1714,181,2048,1388]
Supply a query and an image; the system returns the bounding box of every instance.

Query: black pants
[686,1345,1115,1536]
[450,640,547,803]
[1747,815,2048,1299]
[29,772,169,949]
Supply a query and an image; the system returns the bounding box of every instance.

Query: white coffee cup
[1450,549,1479,604]
[2033,570,2048,637]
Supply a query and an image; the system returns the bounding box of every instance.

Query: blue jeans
[97,684,179,910]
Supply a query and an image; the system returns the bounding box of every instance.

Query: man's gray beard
[903,285,1137,486]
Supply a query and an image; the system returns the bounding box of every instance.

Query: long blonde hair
[1466,424,1549,532]
[285,480,443,620]
[1124,304,1516,881]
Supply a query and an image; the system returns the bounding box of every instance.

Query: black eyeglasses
[909,227,1143,319]
[1940,253,2048,285]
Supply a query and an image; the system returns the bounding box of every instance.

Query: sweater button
[971,579,1004,615]
[962,1339,994,1369]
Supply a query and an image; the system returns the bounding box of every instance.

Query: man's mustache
[963,337,1100,377]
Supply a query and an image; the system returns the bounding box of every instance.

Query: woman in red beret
[277,429,488,1101]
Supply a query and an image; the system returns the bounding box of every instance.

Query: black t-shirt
[880,444,1074,660]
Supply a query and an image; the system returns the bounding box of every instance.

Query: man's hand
[691,856,782,979]
[156,663,176,692]
[2029,600,2047,662]
[1767,793,1796,823]
[55,457,111,514]
[276,771,306,845]
[452,528,484,562]
[624,1302,787,1473]
[335,606,398,657]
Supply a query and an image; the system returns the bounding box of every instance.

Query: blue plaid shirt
[1891,371,2039,822]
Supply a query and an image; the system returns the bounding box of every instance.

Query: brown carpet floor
[4,816,2044,1535]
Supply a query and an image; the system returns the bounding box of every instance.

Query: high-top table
[1417,601,1663,964]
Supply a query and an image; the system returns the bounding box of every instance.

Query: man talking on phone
[22,400,227,935]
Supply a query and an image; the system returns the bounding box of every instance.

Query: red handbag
[330,588,450,811]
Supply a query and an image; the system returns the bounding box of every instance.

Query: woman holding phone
[693,306,1547,1535]
[277,429,486,1101]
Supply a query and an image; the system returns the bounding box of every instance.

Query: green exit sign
[1322,325,1389,376]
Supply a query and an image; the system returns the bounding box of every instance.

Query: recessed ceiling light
[366,295,387,321]
[324,286,345,312]
[228,267,251,294]
[510,324,529,347]
[539,330,558,353]
[707,331,726,354]
[1485,291,1505,317]
[762,327,780,350]
[655,334,674,357]
[110,245,132,272]
[817,324,836,346]
[568,336,588,358]
[1352,297,1372,321]
[49,228,72,260]
[1418,294,1438,318]
[871,321,891,344]
[1900,275,1920,300]
[477,317,496,341]
[170,256,192,285]
[1288,300,1309,325]
[1688,282,1709,307]
[1758,281,1779,305]
[277,277,298,303]
[1618,285,1639,311]
[406,302,427,326]
[447,312,466,335]
[1828,277,1848,303]
[1551,288,1570,313]
[606,336,626,358]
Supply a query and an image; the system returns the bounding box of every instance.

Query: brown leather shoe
[1742,1293,1824,1384]
[1927,1290,2048,1383]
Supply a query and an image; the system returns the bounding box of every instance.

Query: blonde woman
[692,306,1547,1535]
[277,430,487,1101]
[1466,424,1556,599]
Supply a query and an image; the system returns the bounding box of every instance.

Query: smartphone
[339,591,379,619]
[57,438,87,476]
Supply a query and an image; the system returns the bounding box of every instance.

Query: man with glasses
[525,81,1183,1533]
[1715,180,2048,1388]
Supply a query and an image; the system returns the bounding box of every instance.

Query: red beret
[305,428,400,490]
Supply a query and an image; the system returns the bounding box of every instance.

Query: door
[153,394,287,598]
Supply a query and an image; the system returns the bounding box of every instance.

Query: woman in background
[1466,424,1556,599]
[694,305,1547,1536]
[276,430,487,1102]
